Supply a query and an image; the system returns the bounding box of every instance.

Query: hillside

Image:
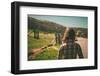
[28,17,66,33]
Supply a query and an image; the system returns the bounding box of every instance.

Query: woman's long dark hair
[62,28,76,43]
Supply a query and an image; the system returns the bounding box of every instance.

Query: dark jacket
[58,41,84,59]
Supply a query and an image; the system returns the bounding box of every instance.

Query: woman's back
[58,40,84,59]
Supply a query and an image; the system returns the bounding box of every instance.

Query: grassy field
[28,32,60,61]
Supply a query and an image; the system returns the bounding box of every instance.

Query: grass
[33,48,58,60]
[28,31,60,60]
[28,32,54,50]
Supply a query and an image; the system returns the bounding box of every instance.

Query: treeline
[74,28,88,38]
[28,17,66,33]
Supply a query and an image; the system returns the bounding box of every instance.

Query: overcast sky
[29,15,88,28]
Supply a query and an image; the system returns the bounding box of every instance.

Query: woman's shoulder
[74,43,81,48]
[60,43,67,49]
[60,43,66,47]
[59,43,67,51]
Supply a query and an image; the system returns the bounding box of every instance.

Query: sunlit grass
[33,48,58,60]
[28,32,60,60]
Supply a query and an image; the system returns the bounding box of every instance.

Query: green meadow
[28,32,60,60]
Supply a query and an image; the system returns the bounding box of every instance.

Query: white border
[20,6,95,70]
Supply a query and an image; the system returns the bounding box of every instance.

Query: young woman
[58,28,84,59]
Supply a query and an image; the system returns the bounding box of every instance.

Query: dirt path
[76,37,88,58]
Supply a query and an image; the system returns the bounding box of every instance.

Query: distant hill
[28,17,66,33]
[74,28,88,38]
